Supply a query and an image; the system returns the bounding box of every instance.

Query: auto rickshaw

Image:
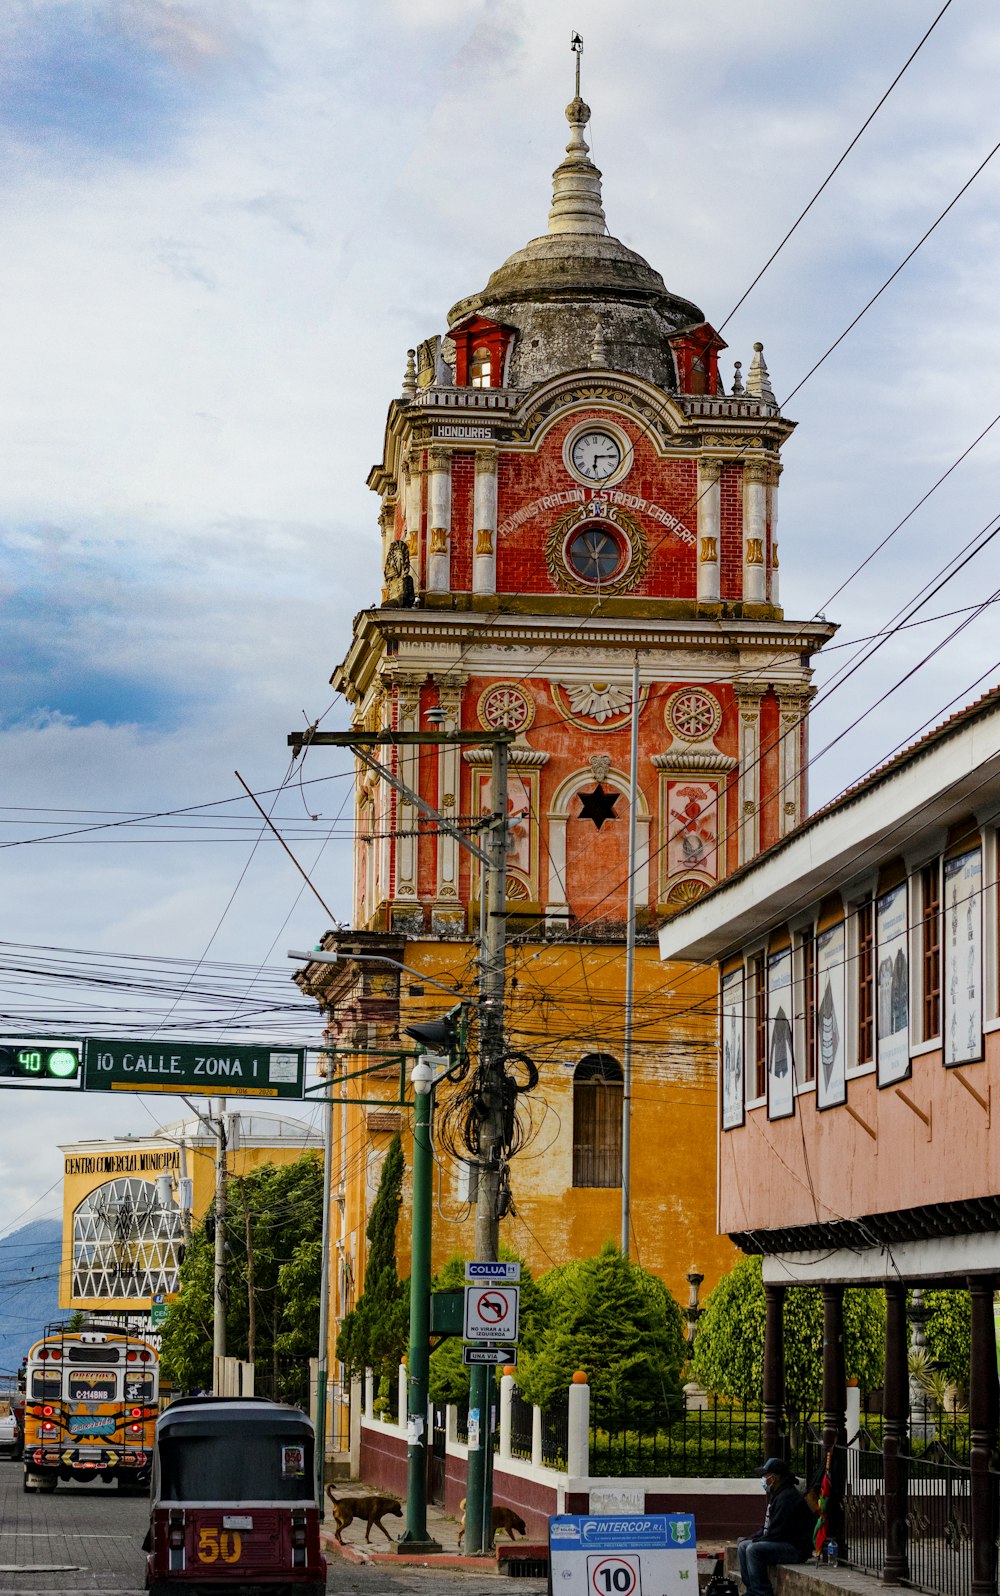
[144,1396,327,1595]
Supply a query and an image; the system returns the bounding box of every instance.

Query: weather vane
[571,31,583,98]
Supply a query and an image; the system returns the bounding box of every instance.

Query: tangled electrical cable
[435,1040,539,1220]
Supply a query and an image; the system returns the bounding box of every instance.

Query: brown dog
[326,1487,402,1544]
[457,1495,527,1547]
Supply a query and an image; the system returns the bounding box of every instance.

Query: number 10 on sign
[589,1556,641,1596]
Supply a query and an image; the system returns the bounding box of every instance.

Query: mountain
[0,1219,63,1379]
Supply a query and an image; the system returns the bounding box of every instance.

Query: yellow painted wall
[322,937,735,1372]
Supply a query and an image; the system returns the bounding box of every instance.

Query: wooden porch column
[822,1284,848,1552]
[969,1275,999,1596]
[763,1282,786,1462]
[882,1281,909,1584]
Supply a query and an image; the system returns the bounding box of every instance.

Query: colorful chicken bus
[23,1320,159,1492]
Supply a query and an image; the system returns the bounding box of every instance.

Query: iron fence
[589,1395,822,1479]
[843,1440,974,1596]
[509,1387,534,1461]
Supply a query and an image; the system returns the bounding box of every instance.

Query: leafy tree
[692,1254,884,1407]
[427,1249,547,1403]
[923,1290,970,1392]
[160,1154,323,1397]
[336,1133,407,1384]
[517,1241,685,1420]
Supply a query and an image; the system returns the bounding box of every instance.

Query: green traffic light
[47,1048,79,1079]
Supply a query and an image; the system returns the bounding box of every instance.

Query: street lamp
[287,948,473,1005]
[396,1051,442,1553]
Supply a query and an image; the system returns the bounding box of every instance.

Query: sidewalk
[321,1488,500,1570]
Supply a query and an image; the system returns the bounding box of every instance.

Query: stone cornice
[651,751,739,773]
[461,745,550,768]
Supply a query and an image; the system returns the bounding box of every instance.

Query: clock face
[569,429,623,482]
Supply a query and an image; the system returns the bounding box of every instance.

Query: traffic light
[404,1016,460,1056]
[0,1042,82,1089]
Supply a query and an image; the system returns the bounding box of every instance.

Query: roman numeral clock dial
[569,429,623,481]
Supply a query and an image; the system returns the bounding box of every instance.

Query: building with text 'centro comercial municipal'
[292,65,835,1358]
[58,1113,322,1318]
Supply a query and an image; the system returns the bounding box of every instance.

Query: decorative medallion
[666,879,708,910]
[544,499,649,595]
[665,688,722,744]
[550,680,646,733]
[477,682,534,734]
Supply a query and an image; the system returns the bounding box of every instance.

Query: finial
[745,342,776,404]
[547,34,607,237]
[731,360,744,395]
[589,315,607,367]
[401,348,416,401]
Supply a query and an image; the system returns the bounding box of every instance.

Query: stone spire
[745,342,776,404]
[547,41,606,236]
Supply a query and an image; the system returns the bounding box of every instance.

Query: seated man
[738,1457,815,1596]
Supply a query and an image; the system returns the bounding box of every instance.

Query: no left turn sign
[463,1283,520,1341]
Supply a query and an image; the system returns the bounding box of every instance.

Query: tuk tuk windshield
[159,1430,314,1503]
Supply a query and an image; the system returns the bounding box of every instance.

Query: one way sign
[464,1284,520,1342]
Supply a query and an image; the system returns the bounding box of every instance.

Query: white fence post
[350,1376,362,1476]
[364,1368,375,1420]
[531,1404,543,1468]
[567,1375,590,1477]
[499,1373,514,1462]
[397,1362,407,1432]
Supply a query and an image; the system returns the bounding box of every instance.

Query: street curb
[321,1533,501,1571]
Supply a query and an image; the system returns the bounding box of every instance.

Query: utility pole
[465,736,509,1555]
[621,657,640,1257]
[285,724,512,1554]
[212,1097,227,1391]
[314,1064,335,1511]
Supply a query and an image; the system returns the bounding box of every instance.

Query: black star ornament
[577,783,620,830]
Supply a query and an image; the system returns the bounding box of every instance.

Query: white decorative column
[567,1376,590,1479]
[697,455,722,602]
[374,689,392,909]
[426,448,452,594]
[393,674,423,906]
[735,684,766,864]
[379,503,394,592]
[433,677,467,929]
[545,812,570,927]
[472,448,498,595]
[768,461,782,605]
[404,458,423,590]
[743,459,768,604]
[776,686,813,837]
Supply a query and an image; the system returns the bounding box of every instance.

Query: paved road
[0,1459,546,1595]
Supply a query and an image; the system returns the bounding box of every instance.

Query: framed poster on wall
[721,968,744,1131]
[944,849,983,1065]
[767,949,794,1120]
[876,883,910,1087]
[816,922,847,1109]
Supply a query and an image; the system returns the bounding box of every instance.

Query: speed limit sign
[549,1514,696,1596]
[588,1554,641,1596]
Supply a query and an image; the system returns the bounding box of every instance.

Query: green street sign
[149,1303,169,1327]
[83,1039,306,1099]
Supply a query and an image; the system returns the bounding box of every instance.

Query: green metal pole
[397,1059,441,1553]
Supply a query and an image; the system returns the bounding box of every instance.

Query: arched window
[470,347,492,387]
[572,1054,623,1188]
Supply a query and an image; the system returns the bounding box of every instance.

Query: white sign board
[549,1514,697,1596]
[466,1260,521,1283]
[463,1283,520,1342]
[463,1344,518,1366]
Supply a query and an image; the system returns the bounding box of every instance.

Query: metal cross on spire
[571,31,583,97]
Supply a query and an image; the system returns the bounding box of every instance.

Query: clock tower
[300,79,834,1331]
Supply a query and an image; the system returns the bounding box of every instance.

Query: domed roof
[446,93,703,390]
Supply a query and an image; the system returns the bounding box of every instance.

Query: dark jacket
[752,1479,815,1558]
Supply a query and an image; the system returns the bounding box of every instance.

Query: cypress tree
[336,1133,407,1383]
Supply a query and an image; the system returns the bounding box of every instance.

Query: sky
[3,0,1000,1230]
